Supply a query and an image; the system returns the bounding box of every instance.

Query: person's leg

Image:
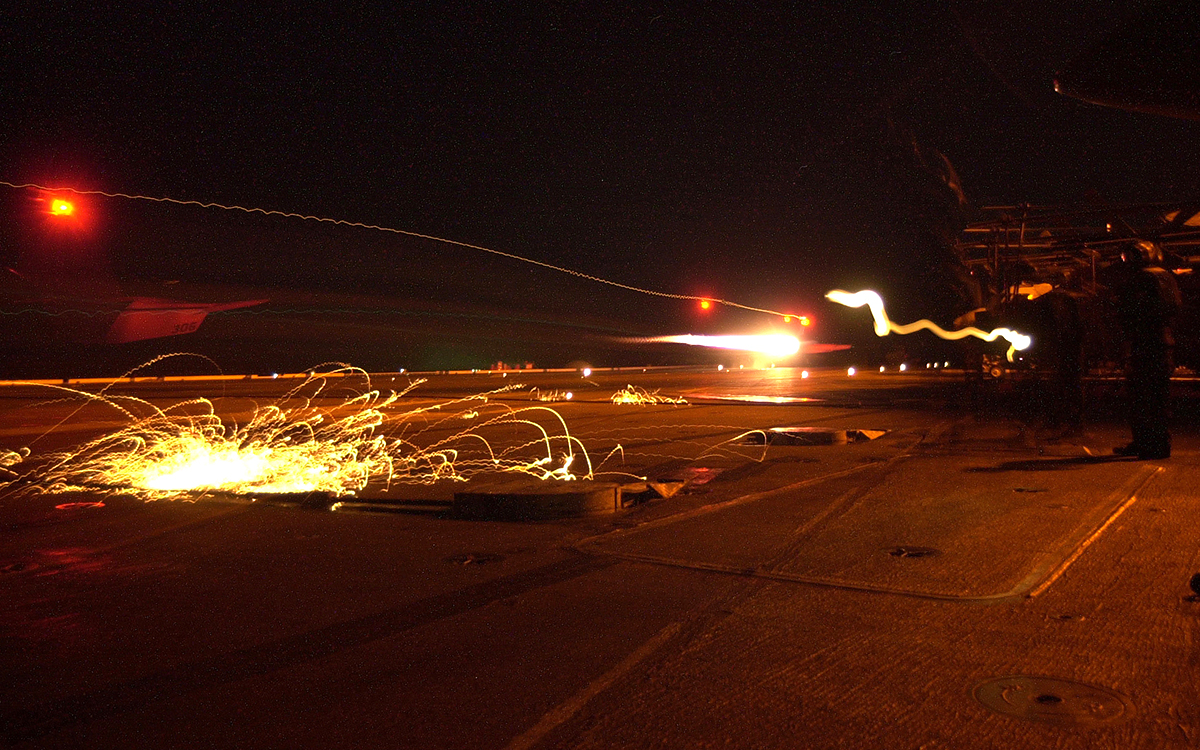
[1130,350,1171,458]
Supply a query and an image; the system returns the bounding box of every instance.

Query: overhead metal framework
[956,202,1200,302]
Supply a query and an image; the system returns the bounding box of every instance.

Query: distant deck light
[847,367,857,376]
[801,370,809,378]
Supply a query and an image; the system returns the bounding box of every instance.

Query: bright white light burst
[651,334,801,358]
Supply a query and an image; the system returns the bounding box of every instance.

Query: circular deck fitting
[973,675,1133,727]
[743,427,888,446]
[452,479,621,520]
[758,427,847,445]
[885,546,942,559]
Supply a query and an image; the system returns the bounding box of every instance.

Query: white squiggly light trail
[1,181,788,318]
[825,289,1031,361]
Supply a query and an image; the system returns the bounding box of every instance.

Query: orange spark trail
[0,364,603,500]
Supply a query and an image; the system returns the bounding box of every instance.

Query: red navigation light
[799,316,811,326]
[34,191,95,236]
[699,299,712,311]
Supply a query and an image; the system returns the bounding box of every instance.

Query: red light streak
[0,181,798,320]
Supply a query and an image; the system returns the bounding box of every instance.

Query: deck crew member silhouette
[1112,242,1181,460]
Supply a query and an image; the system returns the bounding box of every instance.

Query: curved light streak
[825,289,1031,361]
[0,181,790,319]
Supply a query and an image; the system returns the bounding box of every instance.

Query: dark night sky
[2,1,1199,372]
